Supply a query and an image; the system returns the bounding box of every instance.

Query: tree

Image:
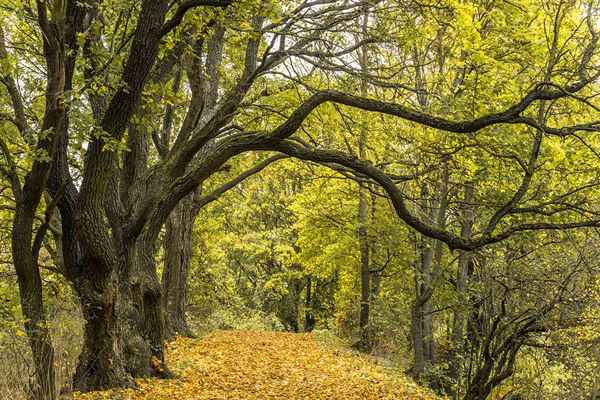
[0,2,69,396]
[2,0,600,396]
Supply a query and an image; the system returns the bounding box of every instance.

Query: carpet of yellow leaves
[74,330,441,399]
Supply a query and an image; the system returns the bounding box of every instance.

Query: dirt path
[74,330,439,399]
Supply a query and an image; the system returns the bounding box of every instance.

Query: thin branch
[195,155,287,208]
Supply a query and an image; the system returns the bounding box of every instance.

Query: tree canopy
[0,0,599,399]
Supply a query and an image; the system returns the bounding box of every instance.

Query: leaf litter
[74,330,442,399]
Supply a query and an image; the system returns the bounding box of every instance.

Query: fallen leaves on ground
[74,330,441,399]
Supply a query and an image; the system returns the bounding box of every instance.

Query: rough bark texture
[72,269,131,391]
[70,21,257,386]
[162,192,201,338]
[72,234,171,390]
[65,0,186,389]
[159,25,225,339]
[128,235,171,378]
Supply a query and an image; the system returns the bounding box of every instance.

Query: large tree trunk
[129,236,170,377]
[162,192,200,338]
[44,0,230,392]
[72,233,170,391]
[72,160,169,390]
[72,269,132,391]
[3,1,69,395]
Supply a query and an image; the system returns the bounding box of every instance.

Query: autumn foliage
[74,330,441,400]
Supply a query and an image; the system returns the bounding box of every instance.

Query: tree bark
[450,183,475,392]
[162,191,201,338]
[304,277,316,332]
[411,293,426,378]
[129,235,170,377]
[411,195,436,376]
[409,45,435,378]
[160,25,224,339]
[410,164,449,378]
[356,7,372,351]
[72,229,171,391]
[72,268,132,391]
[411,242,434,378]
[2,1,70,395]
[12,209,56,400]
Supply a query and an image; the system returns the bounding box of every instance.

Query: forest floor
[73,330,440,399]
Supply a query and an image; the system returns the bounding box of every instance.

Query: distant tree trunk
[409,46,436,377]
[356,7,372,351]
[423,253,435,364]
[358,196,370,344]
[369,191,383,299]
[273,263,303,332]
[450,183,475,393]
[411,288,426,378]
[304,277,316,332]
[162,191,201,338]
[411,168,448,378]
[411,237,433,377]
[279,289,301,333]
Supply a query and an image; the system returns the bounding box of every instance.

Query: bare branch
[195,155,287,208]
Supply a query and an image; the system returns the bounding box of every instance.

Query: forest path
[74,330,439,399]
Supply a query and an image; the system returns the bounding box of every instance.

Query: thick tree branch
[259,139,600,251]
[484,129,543,235]
[270,79,600,140]
[32,184,66,264]
[160,0,231,37]
[0,134,22,202]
